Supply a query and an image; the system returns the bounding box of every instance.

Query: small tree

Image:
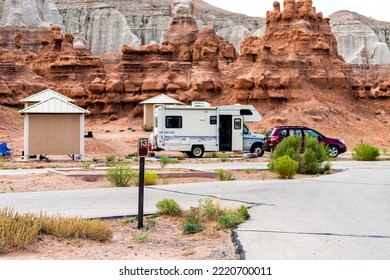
[299,137,330,174]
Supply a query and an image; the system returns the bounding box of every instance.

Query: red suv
[263,126,347,157]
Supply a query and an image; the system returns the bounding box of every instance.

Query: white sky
[203,0,389,22]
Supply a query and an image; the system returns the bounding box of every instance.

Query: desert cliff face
[0,0,390,148]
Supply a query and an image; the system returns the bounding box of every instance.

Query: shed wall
[28,114,81,155]
[144,104,154,127]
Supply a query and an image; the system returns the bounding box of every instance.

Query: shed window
[166,116,182,128]
[210,116,217,125]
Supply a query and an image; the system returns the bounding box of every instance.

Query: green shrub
[81,161,91,169]
[217,210,245,229]
[158,155,178,168]
[218,153,229,162]
[156,198,182,216]
[215,169,235,181]
[299,137,330,174]
[142,124,153,132]
[352,143,380,161]
[197,199,221,221]
[269,136,331,175]
[237,205,250,220]
[144,172,159,185]
[269,136,302,162]
[104,164,136,187]
[269,155,298,179]
[182,219,204,234]
[106,155,117,163]
[133,231,151,243]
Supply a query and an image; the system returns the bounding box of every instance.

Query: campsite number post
[138,137,148,228]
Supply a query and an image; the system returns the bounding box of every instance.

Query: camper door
[232,116,243,151]
[219,115,243,151]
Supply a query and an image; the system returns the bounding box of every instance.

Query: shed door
[232,116,243,151]
[28,114,80,155]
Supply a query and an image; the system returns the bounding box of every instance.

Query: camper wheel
[190,145,204,158]
[250,143,264,157]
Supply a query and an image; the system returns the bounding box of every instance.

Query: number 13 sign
[138,138,149,157]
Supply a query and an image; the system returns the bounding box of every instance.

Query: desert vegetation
[0,208,112,254]
[268,136,331,179]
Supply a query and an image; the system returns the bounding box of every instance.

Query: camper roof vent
[191,101,210,108]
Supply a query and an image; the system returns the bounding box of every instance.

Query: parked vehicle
[151,102,265,158]
[263,126,347,157]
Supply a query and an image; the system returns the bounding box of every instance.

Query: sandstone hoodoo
[233,0,351,102]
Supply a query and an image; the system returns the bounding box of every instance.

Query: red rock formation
[232,0,351,103]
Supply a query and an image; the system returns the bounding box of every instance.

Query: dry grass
[0,208,112,254]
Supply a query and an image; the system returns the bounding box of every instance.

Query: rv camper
[151,102,264,158]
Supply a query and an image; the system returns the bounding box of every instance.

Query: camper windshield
[243,125,249,135]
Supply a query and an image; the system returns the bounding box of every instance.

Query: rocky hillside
[329,10,390,65]
[51,0,264,54]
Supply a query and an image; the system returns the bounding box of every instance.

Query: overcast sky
[203,0,389,22]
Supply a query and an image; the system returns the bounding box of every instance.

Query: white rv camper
[151,102,264,158]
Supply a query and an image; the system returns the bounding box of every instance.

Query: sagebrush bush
[352,143,380,161]
[215,169,235,181]
[105,164,136,187]
[0,208,40,253]
[156,198,182,216]
[38,214,113,242]
[0,208,112,254]
[269,155,298,179]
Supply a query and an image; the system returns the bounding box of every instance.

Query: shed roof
[20,89,74,103]
[140,94,184,105]
[19,97,90,115]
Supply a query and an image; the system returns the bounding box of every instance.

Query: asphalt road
[0,160,389,259]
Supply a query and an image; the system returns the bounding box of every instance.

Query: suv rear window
[266,128,276,136]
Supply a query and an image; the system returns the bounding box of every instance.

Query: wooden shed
[140,94,183,128]
[20,88,74,108]
[19,96,90,160]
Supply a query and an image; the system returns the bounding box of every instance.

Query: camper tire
[250,143,264,157]
[190,146,204,158]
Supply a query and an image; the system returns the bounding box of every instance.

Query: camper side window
[234,118,242,130]
[166,116,182,128]
[210,116,217,125]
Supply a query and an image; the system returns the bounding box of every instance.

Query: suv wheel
[329,145,340,158]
